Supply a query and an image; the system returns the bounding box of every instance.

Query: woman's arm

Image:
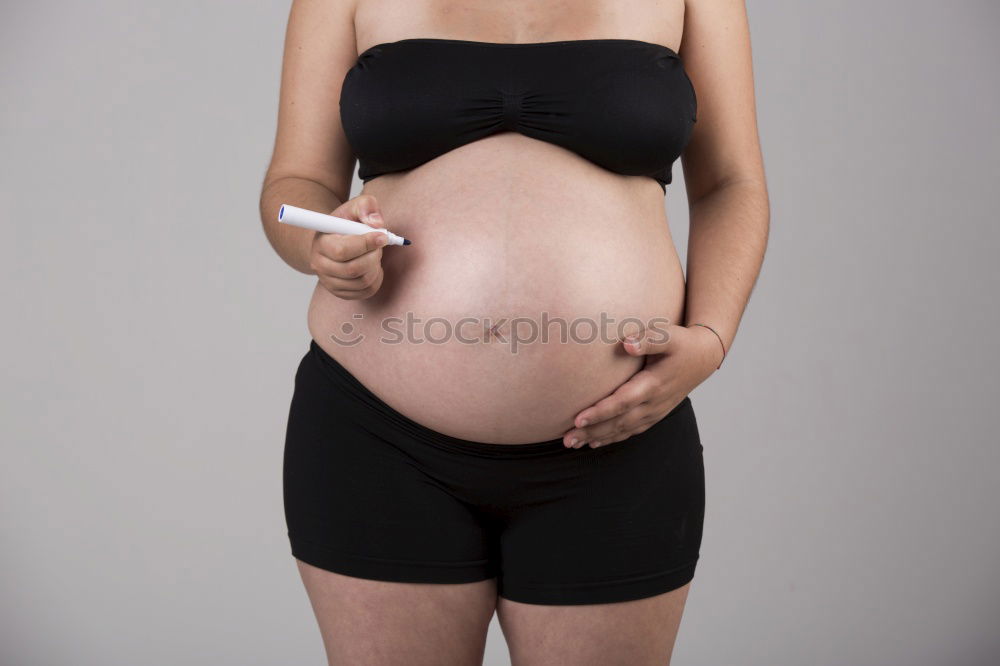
[260,177,343,274]
[259,0,361,274]
[679,0,770,354]
[562,0,769,448]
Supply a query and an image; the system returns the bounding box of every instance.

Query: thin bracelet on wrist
[688,323,726,369]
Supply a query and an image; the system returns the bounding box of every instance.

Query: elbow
[690,172,769,209]
[688,174,771,248]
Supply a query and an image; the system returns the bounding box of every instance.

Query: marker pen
[278,204,411,246]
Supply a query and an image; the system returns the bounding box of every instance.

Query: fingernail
[375,234,387,246]
[590,441,601,448]
[579,419,588,427]
[369,212,383,225]
[569,438,578,447]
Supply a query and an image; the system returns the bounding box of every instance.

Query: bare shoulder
[679,0,767,197]
[262,0,362,201]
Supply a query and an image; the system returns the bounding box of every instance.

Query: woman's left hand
[563,324,724,448]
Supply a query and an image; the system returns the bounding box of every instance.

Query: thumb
[355,195,386,229]
[622,324,673,356]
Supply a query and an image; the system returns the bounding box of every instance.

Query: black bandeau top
[340,38,698,193]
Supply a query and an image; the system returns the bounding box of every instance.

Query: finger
[566,411,641,448]
[597,414,660,446]
[311,243,383,277]
[567,404,654,448]
[319,271,384,300]
[563,403,654,448]
[316,231,388,262]
[313,246,383,280]
[573,372,659,429]
[318,269,382,293]
[581,415,631,447]
[622,321,675,356]
[587,410,665,448]
[592,429,640,448]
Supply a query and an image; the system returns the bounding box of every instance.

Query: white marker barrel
[278,204,410,246]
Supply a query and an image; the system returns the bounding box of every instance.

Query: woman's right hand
[309,194,389,300]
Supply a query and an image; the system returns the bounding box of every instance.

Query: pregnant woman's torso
[309,6,695,444]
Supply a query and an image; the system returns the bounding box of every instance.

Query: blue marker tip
[403,238,412,245]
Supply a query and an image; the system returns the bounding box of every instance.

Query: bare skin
[496,583,692,666]
[261,0,768,662]
[299,558,691,666]
[296,561,498,665]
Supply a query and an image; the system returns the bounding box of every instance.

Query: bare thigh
[496,582,692,666]
[296,559,499,666]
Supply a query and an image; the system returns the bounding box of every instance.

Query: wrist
[685,323,726,369]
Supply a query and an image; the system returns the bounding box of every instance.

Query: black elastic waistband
[306,339,691,458]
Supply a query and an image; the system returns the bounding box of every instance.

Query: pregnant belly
[308,134,686,444]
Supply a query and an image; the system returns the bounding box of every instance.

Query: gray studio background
[2,1,998,664]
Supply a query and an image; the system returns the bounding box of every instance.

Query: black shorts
[283,341,705,606]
